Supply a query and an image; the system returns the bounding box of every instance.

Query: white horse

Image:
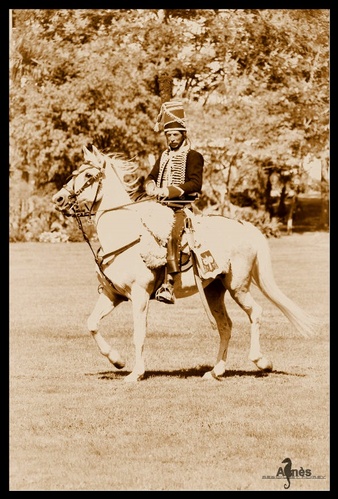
[52,145,316,382]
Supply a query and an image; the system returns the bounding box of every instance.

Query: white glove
[156,187,169,198]
[145,180,156,196]
[145,181,169,198]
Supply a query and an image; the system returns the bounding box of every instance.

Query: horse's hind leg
[87,291,126,368]
[228,287,273,371]
[202,279,232,379]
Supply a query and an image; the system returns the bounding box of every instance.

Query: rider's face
[165,131,185,150]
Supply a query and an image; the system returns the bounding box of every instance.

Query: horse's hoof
[124,373,144,382]
[107,350,125,369]
[112,359,125,370]
[254,357,273,371]
[202,370,221,381]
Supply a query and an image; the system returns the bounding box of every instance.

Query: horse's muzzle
[52,189,74,212]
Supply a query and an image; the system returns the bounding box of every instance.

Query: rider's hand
[155,187,169,198]
[145,180,156,196]
[145,181,169,198]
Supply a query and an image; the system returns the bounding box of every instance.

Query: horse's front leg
[124,285,150,383]
[87,291,126,369]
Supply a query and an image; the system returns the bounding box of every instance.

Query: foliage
[9,174,93,242]
[234,207,281,238]
[196,192,281,238]
[10,9,329,240]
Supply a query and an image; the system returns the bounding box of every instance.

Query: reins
[70,195,189,298]
[65,196,152,218]
[65,159,146,295]
[61,156,197,298]
[74,212,140,297]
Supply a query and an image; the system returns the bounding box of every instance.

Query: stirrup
[155,283,175,304]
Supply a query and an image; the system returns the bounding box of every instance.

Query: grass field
[9,231,330,491]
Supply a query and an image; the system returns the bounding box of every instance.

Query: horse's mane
[99,151,142,196]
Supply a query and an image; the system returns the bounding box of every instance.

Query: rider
[144,100,204,304]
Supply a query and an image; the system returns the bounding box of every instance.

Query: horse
[52,145,316,382]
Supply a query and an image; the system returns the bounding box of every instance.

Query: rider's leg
[155,210,184,304]
[155,234,178,304]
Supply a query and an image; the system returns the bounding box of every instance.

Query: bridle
[61,160,149,218]
[58,159,144,296]
[61,162,105,218]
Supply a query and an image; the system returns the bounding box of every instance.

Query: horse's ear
[92,145,100,156]
[91,145,105,167]
[83,145,91,160]
[83,145,97,164]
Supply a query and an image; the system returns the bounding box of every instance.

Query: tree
[10,9,329,240]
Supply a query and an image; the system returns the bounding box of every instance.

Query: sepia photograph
[9,9,329,491]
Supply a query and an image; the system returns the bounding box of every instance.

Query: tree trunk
[265,175,274,220]
[157,72,173,102]
[286,192,298,235]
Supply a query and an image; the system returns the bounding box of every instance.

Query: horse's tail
[252,228,317,337]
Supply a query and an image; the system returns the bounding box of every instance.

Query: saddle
[139,198,221,279]
[166,204,221,279]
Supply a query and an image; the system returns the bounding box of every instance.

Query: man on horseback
[144,100,204,304]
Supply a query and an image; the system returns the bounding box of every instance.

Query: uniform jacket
[146,149,204,200]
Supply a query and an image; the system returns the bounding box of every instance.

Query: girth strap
[97,238,141,270]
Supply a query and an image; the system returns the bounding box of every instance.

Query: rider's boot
[155,235,179,305]
[155,272,175,304]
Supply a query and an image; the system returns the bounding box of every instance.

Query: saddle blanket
[136,201,175,269]
[184,211,231,280]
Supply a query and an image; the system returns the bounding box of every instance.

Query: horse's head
[52,145,105,215]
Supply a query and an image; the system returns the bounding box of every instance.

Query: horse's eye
[85,172,93,179]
